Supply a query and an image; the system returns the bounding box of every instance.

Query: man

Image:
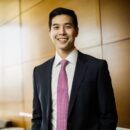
[31,7,118,130]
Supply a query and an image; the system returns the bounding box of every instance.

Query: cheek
[72,29,78,37]
[71,33,77,39]
[49,32,55,39]
[69,30,78,37]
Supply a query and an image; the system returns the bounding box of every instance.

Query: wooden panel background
[0,0,130,129]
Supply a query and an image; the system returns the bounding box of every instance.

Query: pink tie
[57,60,69,130]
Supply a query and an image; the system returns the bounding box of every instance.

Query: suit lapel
[68,52,88,118]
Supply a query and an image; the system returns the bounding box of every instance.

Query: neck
[57,48,75,59]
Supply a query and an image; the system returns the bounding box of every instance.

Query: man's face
[49,14,78,52]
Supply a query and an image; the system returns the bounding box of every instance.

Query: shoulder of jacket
[78,51,106,62]
[34,56,55,71]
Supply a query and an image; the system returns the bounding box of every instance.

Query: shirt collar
[53,49,78,67]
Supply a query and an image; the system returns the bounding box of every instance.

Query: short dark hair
[49,7,78,30]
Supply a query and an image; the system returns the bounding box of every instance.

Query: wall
[0,0,130,129]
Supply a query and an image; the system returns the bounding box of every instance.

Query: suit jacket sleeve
[97,60,118,130]
[31,67,42,130]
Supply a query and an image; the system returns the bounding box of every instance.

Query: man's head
[49,7,79,57]
[49,7,78,30]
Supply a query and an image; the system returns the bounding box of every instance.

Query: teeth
[58,38,67,39]
[58,38,67,42]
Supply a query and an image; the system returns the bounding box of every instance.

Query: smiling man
[31,7,118,130]
[49,13,78,58]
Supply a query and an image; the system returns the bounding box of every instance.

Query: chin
[57,44,68,49]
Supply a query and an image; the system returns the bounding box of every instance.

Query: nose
[59,27,66,35]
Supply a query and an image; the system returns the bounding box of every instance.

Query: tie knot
[60,60,68,68]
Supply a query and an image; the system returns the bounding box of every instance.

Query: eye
[52,26,59,30]
[65,25,72,29]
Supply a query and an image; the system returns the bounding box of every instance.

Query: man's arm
[31,67,42,130]
[97,60,118,130]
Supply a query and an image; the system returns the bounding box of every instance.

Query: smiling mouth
[57,38,68,42]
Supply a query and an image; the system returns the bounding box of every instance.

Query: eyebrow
[52,23,59,26]
[52,22,73,26]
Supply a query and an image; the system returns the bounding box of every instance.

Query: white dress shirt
[51,49,78,130]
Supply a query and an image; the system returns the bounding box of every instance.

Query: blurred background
[0,0,130,130]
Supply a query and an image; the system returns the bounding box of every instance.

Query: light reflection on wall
[0,23,23,120]
[1,24,22,67]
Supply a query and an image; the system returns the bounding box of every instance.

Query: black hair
[49,7,78,30]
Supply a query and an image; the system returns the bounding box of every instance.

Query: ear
[75,27,79,37]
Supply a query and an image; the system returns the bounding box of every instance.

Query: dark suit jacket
[31,51,118,130]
